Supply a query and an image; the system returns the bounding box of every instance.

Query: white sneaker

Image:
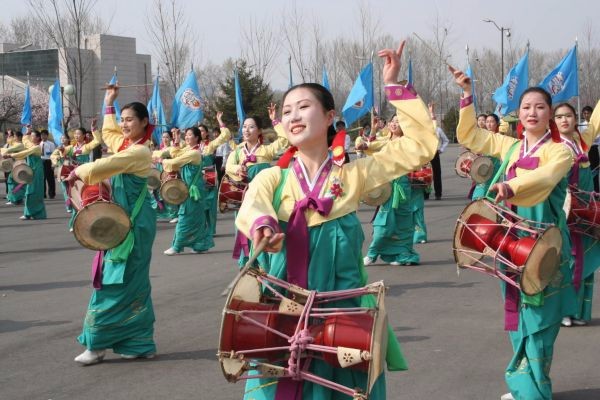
[571,318,587,326]
[389,261,401,266]
[74,349,105,365]
[190,249,205,254]
[163,247,180,256]
[69,228,74,232]
[561,317,572,327]
[363,256,375,266]
[419,240,427,244]
[5,201,13,205]
[500,393,514,400]
[169,218,179,224]
[19,215,29,220]
[120,353,155,360]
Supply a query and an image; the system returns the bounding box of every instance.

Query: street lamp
[483,19,511,84]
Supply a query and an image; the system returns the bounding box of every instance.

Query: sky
[1,0,597,90]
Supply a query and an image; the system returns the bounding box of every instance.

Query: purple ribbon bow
[243,154,257,165]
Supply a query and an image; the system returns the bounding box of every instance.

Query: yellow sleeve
[2,143,25,155]
[162,148,201,172]
[75,145,151,185]
[101,113,125,153]
[79,129,102,154]
[152,149,169,159]
[22,134,33,147]
[365,136,389,153]
[506,141,573,206]
[225,148,243,181]
[235,167,281,238]
[580,99,600,148]
[11,144,42,159]
[348,86,438,193]
[50,148,63,166]
[202,127,232,155]
[457,103,519,158]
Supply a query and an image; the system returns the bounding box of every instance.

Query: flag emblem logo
[181,89,201,110]
[507,76,519,100]
[547,72,565,96]
[352,99,365,109]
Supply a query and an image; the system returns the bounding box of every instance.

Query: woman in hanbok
[553,102,600,327]
[235,40,437,400]
[2,131,26,206]
[152,131,179,222]
[471,113,502,200]
[451,66,577,400]
[68,85,157,365]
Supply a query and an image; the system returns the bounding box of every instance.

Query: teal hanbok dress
[23,154,47,219]
[6,171,25,204]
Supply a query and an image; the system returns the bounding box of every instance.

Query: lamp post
[483,19,511,84]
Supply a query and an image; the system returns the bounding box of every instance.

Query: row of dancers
[2,38,599,400]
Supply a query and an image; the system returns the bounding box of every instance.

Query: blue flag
[407,58,413,85]
[48,79,64,145]
[342,62,374,127]
[322,65,330,91]
[492,51,529,115]
[465,63,478,113]
[538,44,578,103]
[234,68,245,139]
[171,70,204,129]
[147,75,167,145]
[20,84,32,132]
[101,73,121,121]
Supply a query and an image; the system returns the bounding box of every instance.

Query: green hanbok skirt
[23,155,46,219]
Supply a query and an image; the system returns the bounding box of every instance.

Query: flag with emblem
[492,50,529,115]
[171,70,204,129]
[342,62,373,127]
[538,44,578,103]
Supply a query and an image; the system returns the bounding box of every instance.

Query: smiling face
[388,116,403,136]
[477,115,487,129]
[119,109,147,142]
[281,87,335,150]
[185,129,199,147]
[242,118,261,144]
[518,92,551,135]
[554,105,576,135]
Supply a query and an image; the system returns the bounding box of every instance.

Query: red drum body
[409,165,432,187]
[218,267,387,398]
[58,164,75,181]
[218,176,247,212]
[455,151,476,178]
[69,180,131,251]
[454,151,494,184]
[453,199,562,295]
[203,167,216,188]
[566,188,600,239]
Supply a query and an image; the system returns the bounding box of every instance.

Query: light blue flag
[322,65,330,90]
[407,58,413,85]
[234,68,245,140]
[48,79,64,145]
[342,62,374,127]
[171,70,204,129]
[465,64,478,113]
[20,84,32,132]
[492,50,529,115]
[538,44,578,103]
[147,75,167,144]
[101,73,121,121]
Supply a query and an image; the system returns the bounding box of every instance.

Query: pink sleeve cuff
[105,106,116,115]
[460,96,474,109]
[271,119,281,126]
[385,83,418,101]
[250,215,281,236]
[219,124,227,128]
[504,183,515,199]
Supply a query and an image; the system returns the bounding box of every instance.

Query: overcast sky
[2,0,597,90]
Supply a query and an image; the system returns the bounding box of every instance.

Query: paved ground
[1,144,599,400]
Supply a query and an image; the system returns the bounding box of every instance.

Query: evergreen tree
[212,60,274,132]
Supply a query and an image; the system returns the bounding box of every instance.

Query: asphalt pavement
[1,144,598,400]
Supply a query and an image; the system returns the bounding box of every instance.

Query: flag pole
[575,37,581,123]
[370,50,374,122]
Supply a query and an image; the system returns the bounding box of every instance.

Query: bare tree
[146,0,194,96]
[579,22,600,108]
[27,0,107,126]
[239,16,281,83]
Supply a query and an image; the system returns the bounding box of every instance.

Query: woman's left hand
[490,183,512,203]
[378,40,406,85]
[268,103,278,121]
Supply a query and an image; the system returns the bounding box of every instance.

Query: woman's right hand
[448,66,472,97]
[267,103,277,121]
[216,111,224,126]
[253,227,285,253]
[378,40,406,85]
[105,83,119,106]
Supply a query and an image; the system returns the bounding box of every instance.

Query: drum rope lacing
[286,290,316,380]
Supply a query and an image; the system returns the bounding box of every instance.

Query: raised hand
[268,103,277,121]
[90,117,98,132]
[105,82,119,106]
[448,66,472,96]
[378,40,406,85]
[216,111,224,126]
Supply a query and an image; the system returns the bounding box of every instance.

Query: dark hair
[162,131,172,139]
[282,83,337,145]
[518,87,552,108]
[486,113,500,124]
[212,127,220,134]
[186,126,201,140]
[477,113,487,120]
[582,105,593,113]
[244,116,263,130]
[121,102,149,127]
[198,124,209,132]
[40,129,49,135]
[15,131,23,139]
[553,102,576,116]
[32,130,42,139]
[335,120,346,128]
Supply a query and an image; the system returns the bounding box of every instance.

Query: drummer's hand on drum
[490,183,513,203]
[253,227,285,253]
[3,154,13,159]
[238,165,247,178]
[65,169,79,183]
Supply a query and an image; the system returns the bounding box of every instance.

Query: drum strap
[484,141,520,201]
[189,163,204,201]
[106,177,148,264]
